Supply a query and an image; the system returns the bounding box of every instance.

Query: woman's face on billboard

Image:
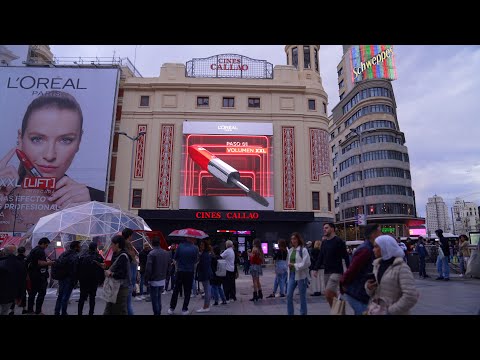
[18,107,82,180]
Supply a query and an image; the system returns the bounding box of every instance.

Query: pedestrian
[0,245,27,315]
[267,239,288,298]
[138,242,151,297]
[458,235,470,277]
[435,229,450,281]
[54,240,81,316]
[339,223,380,315]
[77,242,105,315]
[10,246,28,315]
[210,246,227,305]
[164,244,176,294]
[248,239,264,301]
[365,235,418,315]
[103,235,131,315]
[26,237,54,315]
[122,228,138,314]
[168,237,199,315]
[309,239,324,297]
[144,237,170,315]
[221,240,237,302]
[286,232,311,315]
[196,240,213,313]
[415,237,429,278]
[312,223,350,308]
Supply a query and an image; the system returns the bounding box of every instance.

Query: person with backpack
[26,237,54,315]
[54,240,81,316]
[77,242,105,315]
[286,232,311,315]
[210,246,227,306]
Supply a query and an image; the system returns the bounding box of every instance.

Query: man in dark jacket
[26,237,54,315]
[415,237,430,279]
[339,224,380,315]
[138,242,151,297]
[54,240,81,315]
[10,246,28,315]
[77,242,105,315]
[312,223,350,307]
[436,229,450,280]
[0,245,27,315]
[145,237,170,315]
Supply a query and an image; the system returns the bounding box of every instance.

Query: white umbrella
[29,201,151,248]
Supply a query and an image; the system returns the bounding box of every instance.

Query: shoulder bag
[103,253,128,303]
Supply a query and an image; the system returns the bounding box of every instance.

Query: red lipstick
[16,149,43,177]
[188,145,269,207]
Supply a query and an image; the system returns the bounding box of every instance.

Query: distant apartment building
[452,198,479,234]
[426,195,451,234]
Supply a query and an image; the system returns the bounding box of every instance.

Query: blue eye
[61,138,74,144]
[30,136,43,143]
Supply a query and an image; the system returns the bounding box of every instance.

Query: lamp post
[117,131,146,210]
[350,128,367,227]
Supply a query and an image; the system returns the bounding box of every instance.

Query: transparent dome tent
[27,201,152,253]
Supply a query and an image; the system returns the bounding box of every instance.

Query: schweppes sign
[350,45,397,83]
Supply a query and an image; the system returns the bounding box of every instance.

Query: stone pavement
[22,264,480,316]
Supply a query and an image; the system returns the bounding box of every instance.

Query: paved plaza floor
[19,264,480,316]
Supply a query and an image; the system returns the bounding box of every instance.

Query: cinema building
[111,45,334,251]
[330,45,424,240]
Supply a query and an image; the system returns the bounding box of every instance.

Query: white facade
[452,198,479,235]
[426,195,451,234]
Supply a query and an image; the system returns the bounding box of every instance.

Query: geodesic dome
[29,201,152,249]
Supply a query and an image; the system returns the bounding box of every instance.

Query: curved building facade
[330,46,421,239]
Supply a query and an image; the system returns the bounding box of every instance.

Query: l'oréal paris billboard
[349,45,397,83]
[0,67,119,236]
[180,121,274,211]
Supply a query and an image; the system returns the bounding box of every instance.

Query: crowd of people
[0,224,477,316]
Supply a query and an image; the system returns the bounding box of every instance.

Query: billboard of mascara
[0,67,119,236]
[180,121,274,211]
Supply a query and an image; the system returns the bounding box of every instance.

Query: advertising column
[0,67,119,237]
[180,121,274,210]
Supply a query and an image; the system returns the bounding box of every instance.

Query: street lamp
[117,131,146,210]
[350,128,367,226]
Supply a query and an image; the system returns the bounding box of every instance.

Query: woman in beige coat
[365,235,418,315]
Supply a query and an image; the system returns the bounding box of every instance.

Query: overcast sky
[50,45,480,217]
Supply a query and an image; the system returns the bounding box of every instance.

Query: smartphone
[366,273,376,281]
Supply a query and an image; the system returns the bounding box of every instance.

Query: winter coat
[365,257,418,315]
[287,246,311,281]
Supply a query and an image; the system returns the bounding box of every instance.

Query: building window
[308,99,316,111]
[132,189,142,208]
[338,80,344,89]
[314,48,319,72]
[328,193,332,212]
[323,102,327,114]
[338,67,343,76]
[197,96,209,107]
[222,97,235,108]
[287,52,289,65]
[303,45,311,69]
[108,186,114,203]
[248,97,261,108]
[140,96,150,107]
[292,47,298,68]
[109,156,117,182]
[339,92,345,101]
[312,192,320,210]
[112,132,119,153]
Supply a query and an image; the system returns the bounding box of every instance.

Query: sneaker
[213,302,219,306]
[167,308,175,315]
[181,310,189,315]
[266,294,275,298]
[435,277,444,280]
[162,291,167,295]
[221,301,227,305]
[280,294,286,297]
[196,307,210,313]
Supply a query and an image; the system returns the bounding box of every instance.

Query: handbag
[330,294,346,315]
[102,253,128,303]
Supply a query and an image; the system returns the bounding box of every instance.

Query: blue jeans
[127,263,138,315]
[459,256,466,274]
[419,256,427,277]
[54,278,74,315]
[150,285,164,315]
[344,294,368,315]
[436,256,450,278]
[202,280,211,307]
[273,272,287,295]
[287,271,307,315]
[211,283,226,303]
